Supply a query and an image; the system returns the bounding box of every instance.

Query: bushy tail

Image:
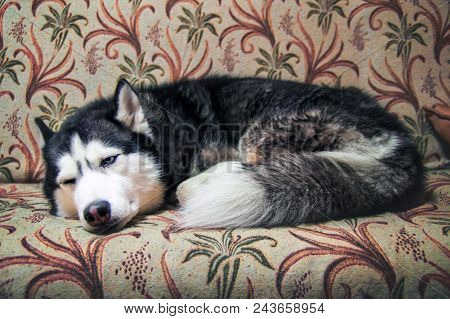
[177,161,267,228]
[177,142,423,228]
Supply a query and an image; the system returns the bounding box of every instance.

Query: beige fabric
[0,180,449,298]
[0,1,449,299]
[0,0,449,182]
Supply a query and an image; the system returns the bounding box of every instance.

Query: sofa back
[0,0,448,183]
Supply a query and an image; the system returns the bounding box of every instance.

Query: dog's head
[37,80,166,233]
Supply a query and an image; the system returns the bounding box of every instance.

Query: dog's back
[164,77,424,228]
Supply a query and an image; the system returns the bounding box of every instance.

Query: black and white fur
[36,76,424,233]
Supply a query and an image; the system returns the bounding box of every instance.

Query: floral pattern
[0,182,448,298]
[0,0,448,182]
[0,0,448,298]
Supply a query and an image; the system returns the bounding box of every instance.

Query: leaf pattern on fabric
[0,0,448,299]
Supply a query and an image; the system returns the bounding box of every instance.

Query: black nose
[83,200,111,227]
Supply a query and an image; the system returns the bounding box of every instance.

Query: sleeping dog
[36,76,424,233]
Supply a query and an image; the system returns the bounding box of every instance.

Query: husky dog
[36,76,424,233]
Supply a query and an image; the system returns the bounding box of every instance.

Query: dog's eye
[101,155,119,168]
[61,178,76,185]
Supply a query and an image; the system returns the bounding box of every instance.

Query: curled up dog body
[36,76,424,233]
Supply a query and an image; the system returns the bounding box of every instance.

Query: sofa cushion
[0,0,449,300]
[0,177,448,298]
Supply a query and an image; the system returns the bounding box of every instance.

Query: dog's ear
[35,117,54,144]
[114,79,152,136]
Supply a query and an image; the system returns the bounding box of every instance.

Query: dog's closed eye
[101,154,120,168]
[61,178,76,185]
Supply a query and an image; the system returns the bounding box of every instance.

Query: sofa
[0,0,449,298]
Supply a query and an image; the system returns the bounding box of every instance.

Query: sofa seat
[1,172,448,298]
[1,0,449,299]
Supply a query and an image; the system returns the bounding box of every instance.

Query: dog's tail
[177,139,423,228]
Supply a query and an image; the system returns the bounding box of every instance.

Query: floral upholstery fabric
[0,0,449,298]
